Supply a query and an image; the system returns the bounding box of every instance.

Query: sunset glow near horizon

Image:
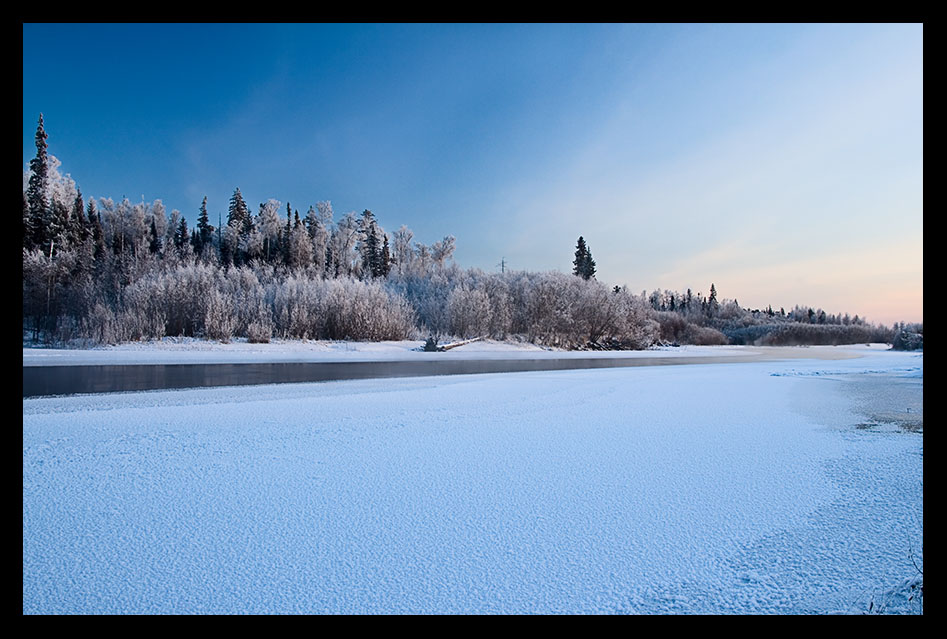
[23,23,922,326]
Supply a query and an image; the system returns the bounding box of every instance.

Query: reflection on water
[23,356,784,397]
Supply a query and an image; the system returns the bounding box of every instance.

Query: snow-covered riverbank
[23,346,922,613]
[22,337,875,366]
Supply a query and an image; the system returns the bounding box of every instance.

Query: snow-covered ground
[23,346,922,614]
[21,337,874,366]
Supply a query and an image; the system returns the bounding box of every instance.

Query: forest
[23,116,922,351]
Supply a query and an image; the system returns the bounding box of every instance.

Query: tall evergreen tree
[88,200,106,260]
[225,188,250,266]
[72,190,87,245]
[26,114,50,251]
[584,247,596,280]
[149,218,162,255]
[572,236,596,280]
[227,188,249,228]
[196,196,214,257]
[49,199,70,253]
[380,235,392,278]
[283,204,293,265]
[175,217,189,254]
[22,192,30,249]
[360,210,381,278]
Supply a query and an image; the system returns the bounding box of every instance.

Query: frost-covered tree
[431,236,456,271]
[287,212,313,270]
[328,211,361,277]
[257,199,283,262]
[306,203,331,277]
[392,225,415,275]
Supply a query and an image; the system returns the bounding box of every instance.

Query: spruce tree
[26,114,50,251]
[226,188,250,266]
[22,192,30,250]
[49,200,70,253]
[197,196,214,256]
[175,217,189,254]
[72,190,87,245]
[149,218,162,254]
[282,202,293,265]
[227,188,249,228]
[88,200,105,261]
[380,235,392,277]
[359,209,382,277]
[584,245,596,280]
[573,236,596,280]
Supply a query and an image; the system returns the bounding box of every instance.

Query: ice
[23,346,922,613]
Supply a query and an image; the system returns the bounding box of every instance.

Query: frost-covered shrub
[204,289,236,342]
[271,275,323,339]
[322,278,416,341]
[760,323,886,346]
[246,317,272,343]
[653,311,689,343]
[122,277,168,340]
[80,303,114,345]
[892,325,923,351]
[447,283,493,339]
[681,324,728,345]
[387,271,454,339]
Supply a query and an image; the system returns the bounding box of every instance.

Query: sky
[23,23,923,325]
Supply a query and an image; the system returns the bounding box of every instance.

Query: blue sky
[23,23,922,325]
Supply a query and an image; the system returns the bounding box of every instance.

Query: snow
[22,337,859,366]
[23,346,922,614]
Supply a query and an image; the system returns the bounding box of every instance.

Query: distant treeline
[22,115,922,350]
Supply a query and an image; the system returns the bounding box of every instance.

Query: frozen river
[22,346,860,397]
[23,345,922,613]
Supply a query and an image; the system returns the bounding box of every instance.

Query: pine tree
[22,192,30,249]
[359,209,382,278]
[225,188,250,266]
[49,199,70,253]
[72,190,87,245]
[149,217,162,254]
[88,200,105,260]
[227,188,249,228]
[175,217,189,254]
[26,114,50,251]
[380,235,392,277]
[572,236,596,280]
[283,203,293,265]
[190,228,201,254]
[573,237,588,278]
[584,246,596,280]
[196,196,214,257]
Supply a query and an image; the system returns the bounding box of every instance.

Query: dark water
[23,355,778,397]
[22,346,866,398]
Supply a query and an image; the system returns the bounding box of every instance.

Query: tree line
[23,116,921,350]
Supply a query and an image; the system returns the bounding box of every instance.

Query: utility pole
[497,257,506,274]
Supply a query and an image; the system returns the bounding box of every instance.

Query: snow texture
[22,338,861,367]
[23,346,922,614]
